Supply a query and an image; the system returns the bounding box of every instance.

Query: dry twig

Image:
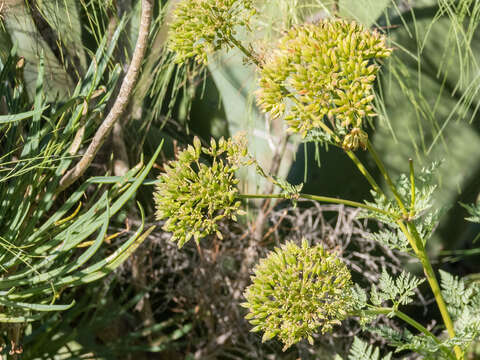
[58,0,154,193]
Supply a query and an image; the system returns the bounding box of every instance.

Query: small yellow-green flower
[342,127,369,151]
[256,19,392,150]
[167,0,256,65]
[242,239,355,351]
[154,135,251,247]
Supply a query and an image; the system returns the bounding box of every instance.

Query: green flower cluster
[256,19,392,150]
[167,0,256,65]
[242,239,355,350]
[154,135,251,247]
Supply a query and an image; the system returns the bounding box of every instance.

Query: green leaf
[347,337,392,360]
[0,107,48,124]
[0,299,75,312]
[0,312,46,324]
[372,269,424,308]
[460,202,480,223]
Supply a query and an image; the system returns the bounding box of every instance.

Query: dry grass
[111,201,429,359]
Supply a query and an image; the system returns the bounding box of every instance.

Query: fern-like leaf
[371,269,424,308]
[366,228,410,253]
[439,271,480,352]
[460,202,480,223]
[439,270,471,318]
[347,337,392,360]
[370,325,451,359]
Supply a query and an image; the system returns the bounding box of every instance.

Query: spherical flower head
[167,0,256,65]
[256,19,392,150]
[154,135,251,247]
[241,239,355,351]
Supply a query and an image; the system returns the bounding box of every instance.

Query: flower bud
[167,0,256,65]
[242,240,355,351]
[342,127,369,151]
[154,134,251,247]
[256,19,392,148]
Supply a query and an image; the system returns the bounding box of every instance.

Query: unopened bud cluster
[242,240,355,350]
[256,19,392,150]
[154,135,251,247]
[167,0,256,64]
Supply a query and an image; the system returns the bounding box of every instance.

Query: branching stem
[227,36,384,199]
[237,193,395,218]
[345,150,383,195]
[360,307,456,360]
[229,24,462,359]
[363,143,461,359]
[402,222,461,358]
[409,158,415,218]
[366,140,408,215]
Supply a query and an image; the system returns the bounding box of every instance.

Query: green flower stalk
[154,135,251,247]
[256,19,392,150]
[242,239,355,351]
[167,0,256,65]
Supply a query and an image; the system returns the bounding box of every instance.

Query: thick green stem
[237,193,395,218]
[409,158,415,218]
[392,207,461,359]
[366,140,408,215]
[353,142,461,358]
[228,33,382,201]
[281,102,383,199]
[228,33,381,200]
[284,98,382,199]
[405,223,461,357]
[345,150,383,196]
[360,307,456,360]
[229,28,461,359]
